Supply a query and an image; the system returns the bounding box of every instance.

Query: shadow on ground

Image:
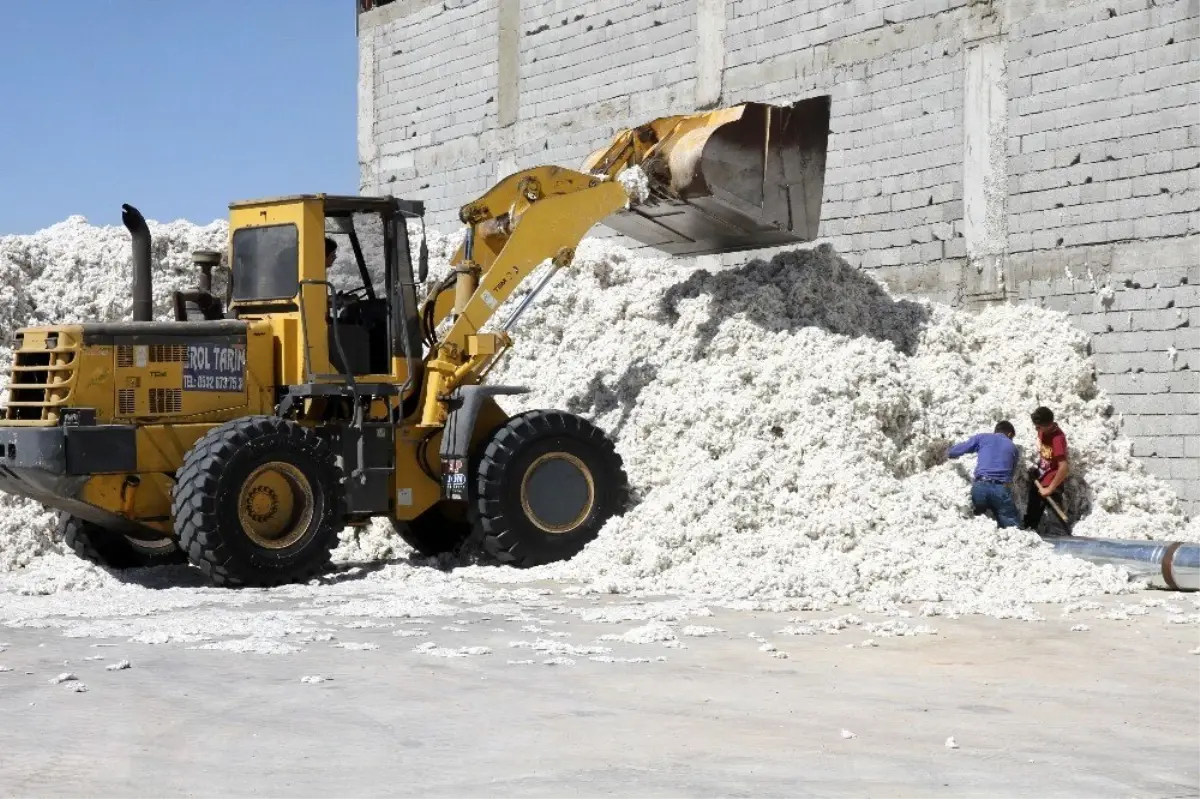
[101,549,463,591]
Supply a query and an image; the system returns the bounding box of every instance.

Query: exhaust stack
[121,204,153,322]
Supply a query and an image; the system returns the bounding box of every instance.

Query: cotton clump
[616,166,652,205]
[0,215,1195,621]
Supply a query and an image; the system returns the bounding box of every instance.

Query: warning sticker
[183,342,246,392]
[442,458,467,500]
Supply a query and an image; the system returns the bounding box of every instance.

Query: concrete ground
[0,585,1197,798]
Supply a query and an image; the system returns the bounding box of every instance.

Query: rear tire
[171,416,344,587]
[475,409,627,567]
[60,513,187,569]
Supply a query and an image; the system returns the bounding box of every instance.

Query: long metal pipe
[121,204,153,322]
[1044,535,1199,592]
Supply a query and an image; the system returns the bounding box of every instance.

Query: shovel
[1043,491,1073,534]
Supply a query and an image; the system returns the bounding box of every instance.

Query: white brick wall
[367,1,501,215]
[1006,1,1199,255]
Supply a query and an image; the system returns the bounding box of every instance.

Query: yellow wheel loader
[0,97,829,587]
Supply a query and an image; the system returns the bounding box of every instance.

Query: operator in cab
[947,420,1020,528]
[325,237,337,270]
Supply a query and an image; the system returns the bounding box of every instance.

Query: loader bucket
[584,95,831,257]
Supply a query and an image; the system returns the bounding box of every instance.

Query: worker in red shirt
[1023,406,1071,533]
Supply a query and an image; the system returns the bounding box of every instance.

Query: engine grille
[117,389,136,416]
[112,345,190,417]
[150,345,187,363]
[2,329,80,423]
[117,344,189,365]
[149,388,183,415]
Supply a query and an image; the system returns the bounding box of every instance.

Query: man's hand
[1037,483,1052,497]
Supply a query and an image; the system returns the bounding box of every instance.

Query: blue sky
[0,2,359,234]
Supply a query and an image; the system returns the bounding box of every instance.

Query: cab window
[231,224,299,301]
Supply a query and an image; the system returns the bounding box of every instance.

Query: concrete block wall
[1006,0,1198,251]
[358,0,1200,514]
[510,0,701,170]
[1001,1,1200,509]
[359,0,501,209]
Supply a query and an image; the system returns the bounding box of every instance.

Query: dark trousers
[970,481,1020,528]
[1023,469,1069,533]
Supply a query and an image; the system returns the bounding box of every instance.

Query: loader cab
[225,194,426,389]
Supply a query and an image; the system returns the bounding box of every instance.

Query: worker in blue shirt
[947,420,1020,528]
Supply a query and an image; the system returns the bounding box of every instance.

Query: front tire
[171,416,345,587]
[475,410,628,567]
[60,513,187,569]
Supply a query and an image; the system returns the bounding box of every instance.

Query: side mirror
[418,232,429,283]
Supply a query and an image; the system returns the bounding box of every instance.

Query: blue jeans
[970,481,1020,528]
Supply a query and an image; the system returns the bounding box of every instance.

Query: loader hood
[2,320,252,427]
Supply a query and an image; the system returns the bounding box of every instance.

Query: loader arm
[417,166,630,426]
[415,94,831,429]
